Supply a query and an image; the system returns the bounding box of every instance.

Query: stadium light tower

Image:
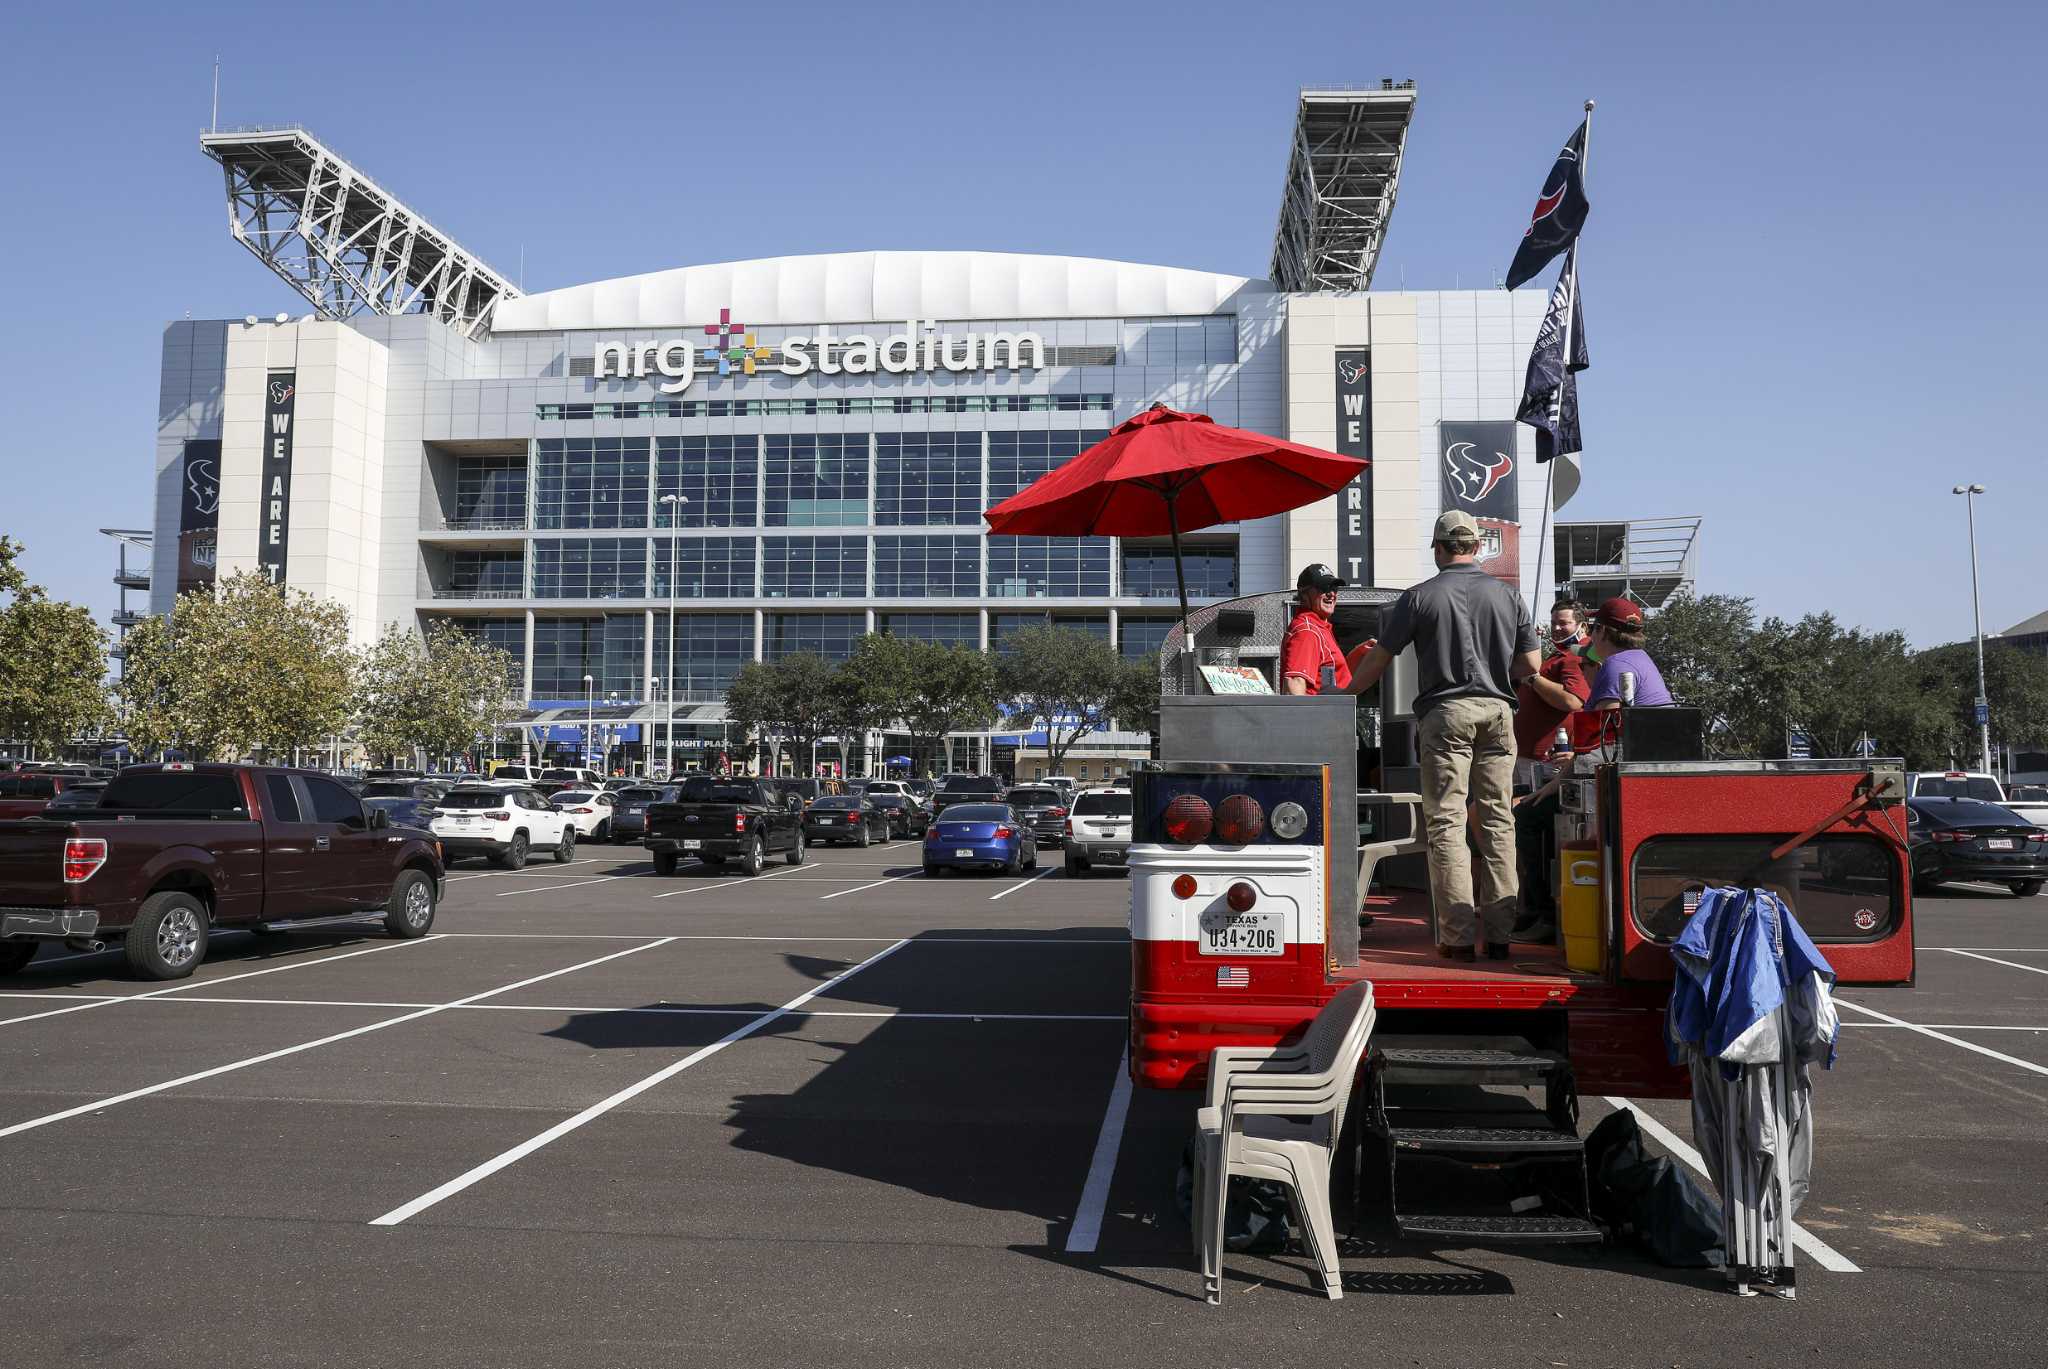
[1952,483,1992,774]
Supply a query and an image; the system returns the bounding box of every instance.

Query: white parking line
[1065,1044,1134,1253]
[427,932,1127,944]
[1942,948,2048,977]
[0,938,675,1142]
[650,864,806,899]
[1833,998,2048,1078]
[446,858,600,883]
[820,869,924,900]
[370,937,912,1225]
[119,995,1124,1022]
[1601,1098,1859,1273]
[495,875,631,898]
[989,866,1057,901]
[1844,1023,2048,1031]
[0,936,443,1029]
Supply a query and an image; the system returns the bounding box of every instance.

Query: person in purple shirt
[1583,598,1673,712]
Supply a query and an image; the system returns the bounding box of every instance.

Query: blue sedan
[922,803,1039,877]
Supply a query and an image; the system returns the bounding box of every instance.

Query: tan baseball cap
[1432,509,1480,543]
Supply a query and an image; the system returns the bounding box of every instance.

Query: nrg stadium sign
[594,311,1046,395]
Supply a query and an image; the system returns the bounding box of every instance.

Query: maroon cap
[1591,597,1643,630]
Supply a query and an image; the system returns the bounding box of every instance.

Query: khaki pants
[1419,696,1518,946]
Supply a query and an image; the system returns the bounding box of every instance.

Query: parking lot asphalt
[3,842,2045,1368]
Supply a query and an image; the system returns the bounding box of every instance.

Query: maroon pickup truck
[0,763,446,981]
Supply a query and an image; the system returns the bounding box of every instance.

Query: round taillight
[1226,881,1257,913]
[1171,874,1199,900]
[1162,794,1214,845]
[1214,794,1265,845]
[1271,801,1309,840]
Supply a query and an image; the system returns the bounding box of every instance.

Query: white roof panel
[491,250,1268,332]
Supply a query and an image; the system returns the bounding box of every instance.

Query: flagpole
[1533,100,1593,612]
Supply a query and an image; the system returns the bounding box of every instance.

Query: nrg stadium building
[150,84,1646,771]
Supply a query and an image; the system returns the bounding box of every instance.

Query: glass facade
[877,612,979,647]
[875,535,979,598]
[1121,545,1237,601]
[442,617,525,685]
[990,613,1110,655]
[876,433,983,526]
[453,456,526,528]
[767,612,865,662]
[1118,616,1177,661]
[651,613,757,695]
[762,536,867,599]
[536,438,650,530]
[765,435,868,526]
[987,429,1110,503]
[656,436,757,528]
[531,618,602,698]
[441,548,524,598]
[652,535,756,599]
[532,538,648,599]
[987,537,1113,598]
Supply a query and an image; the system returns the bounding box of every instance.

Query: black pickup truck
[642,776,805,877]
[0,763,445,980]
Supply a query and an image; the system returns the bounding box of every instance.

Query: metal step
[1374,1046,1565,1085]
[1395,1214,1604,1244]
[1385,1124,1584,1154]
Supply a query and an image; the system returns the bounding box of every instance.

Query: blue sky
[2,0,2041,645]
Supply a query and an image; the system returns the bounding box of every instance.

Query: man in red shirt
[1280,564,1376,695]
[1510,601,1592,942]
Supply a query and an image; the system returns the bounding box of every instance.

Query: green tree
[1646,593,1760,754]
[821,635,906,777]
[884,639,999,776]
[354,622,519,766]
[118,570,353,760]
[1907,640,2048,768]
[725,653,835,775]
[0,536,110,755]
[996,625,1127,774]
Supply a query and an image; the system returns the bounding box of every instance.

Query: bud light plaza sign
[594,311,1046,395]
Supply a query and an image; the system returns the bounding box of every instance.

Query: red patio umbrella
[983,404,1369,641]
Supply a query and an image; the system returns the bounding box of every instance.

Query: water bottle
[1553,726,1570,760]
[1621,670,1638,706]
[1319,664,1337,693]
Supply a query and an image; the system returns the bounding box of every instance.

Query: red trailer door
[1608,762,1914,987]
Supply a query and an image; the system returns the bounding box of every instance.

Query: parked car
[1064,785,1133,877]
[363,767,427,782]
[923,803,1038,876]
[766,777,840,811]
[906,779,936,803]
[1907,771,2006,801]
[0,772,101,819]
[44,781,108,812]
[489,764,542,785]
[803,795,891,847]
[360,779,449,803]
[430,787,577,869]
[0,763,444,980]
[933,775,1004,816]
[868,793,930,839]
[1906,796,2048,896]
[861,779,911,801]
[364,795,436,830]
[607,786,675,843]
[644,775,805,876]
[550,789,618,841]
[1004,785,1071,848]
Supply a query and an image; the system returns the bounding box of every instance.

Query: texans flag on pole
[1505,119,1591,291]
[1517,251,1589,462]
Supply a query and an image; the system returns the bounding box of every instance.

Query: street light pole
[1953,483,1992,774]
[658,492,690,778]
[583,674,595,773]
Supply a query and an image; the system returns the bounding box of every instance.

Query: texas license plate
[1988,838,2015,850]
[682,840,701,850]
[955,849,975,859]
[1199,910,1283,956]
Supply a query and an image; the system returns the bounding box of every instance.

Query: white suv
[550,789,618,841]
[431,788,576,868]
[1064,786,1133,877]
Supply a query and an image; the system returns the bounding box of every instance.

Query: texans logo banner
[1439,420,1520,525]
[1505,119,1590,291]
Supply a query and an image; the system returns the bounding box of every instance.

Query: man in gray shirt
[1352,511,1542,960]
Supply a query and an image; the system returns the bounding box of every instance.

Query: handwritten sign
[1199,664,1273,696]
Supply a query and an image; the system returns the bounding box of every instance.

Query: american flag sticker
[1216,966,1251,988]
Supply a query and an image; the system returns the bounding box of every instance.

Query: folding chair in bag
[1191,982,1377,1303]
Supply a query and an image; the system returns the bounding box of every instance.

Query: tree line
[1,544,517,765]
[1648,593,2048,767]
[724,622,1158,777]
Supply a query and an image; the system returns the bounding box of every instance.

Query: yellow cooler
[1558,841,1604,974]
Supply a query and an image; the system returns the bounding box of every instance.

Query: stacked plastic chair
[1191,983,1377,1303]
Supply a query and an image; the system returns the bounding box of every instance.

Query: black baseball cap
[1296,564,1347,593]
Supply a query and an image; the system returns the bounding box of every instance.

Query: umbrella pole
[1167,489,1194,685]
